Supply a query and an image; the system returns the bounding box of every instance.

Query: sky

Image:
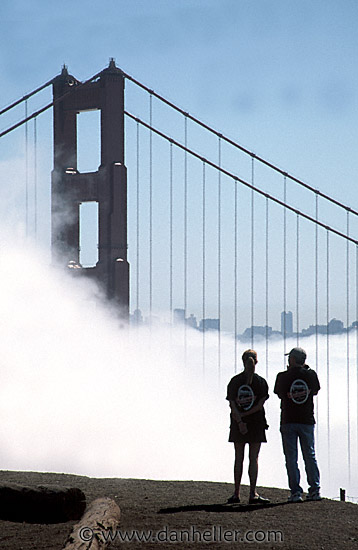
[1,1,358,331]
[0,0,358,497]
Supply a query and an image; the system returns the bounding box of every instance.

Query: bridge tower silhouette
[51,59,129,317]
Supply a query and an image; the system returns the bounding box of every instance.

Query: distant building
[173,308,186,324]
[241,325,273,340]
[199,318,220,331]
[186,313,197,329]
[328,318,344,334]
[281,311,293,336]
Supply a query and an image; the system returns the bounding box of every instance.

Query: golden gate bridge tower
[51,59,129,317]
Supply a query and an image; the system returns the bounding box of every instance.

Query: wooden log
[0,483,86,523]
[63,497,121,550]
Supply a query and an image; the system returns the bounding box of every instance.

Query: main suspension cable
[125,112,358,246]
[1,69,103,139]
[120,69,358,218]
[0,77,54,116]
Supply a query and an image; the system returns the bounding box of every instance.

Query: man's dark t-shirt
[274,365,320,425]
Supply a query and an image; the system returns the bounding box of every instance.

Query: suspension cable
[0,78,54,116]
[283,176,287,363]
[125,112,358,246]
[169,141,173,316]
[202,161,206,378]
[326,230,331,478]
[251,158,255,349]
[149,94,153,321]
[356,245,358,460]
[184,116,188,367]
[234,178,238,373]
[136,122,140,316]
[120,69,358,218]
[25,100,29,237]
[1,69,103,139]
[218,136,222,382]
[265,196,269,380]
[33,117,38,239]
[346,211,351,485]
[296,214,300,346]
[315,194,319,432]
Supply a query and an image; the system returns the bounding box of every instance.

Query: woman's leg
[233,442,246,497]
[248,442,261,498]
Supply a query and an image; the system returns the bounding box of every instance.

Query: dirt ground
[0,470,357,549]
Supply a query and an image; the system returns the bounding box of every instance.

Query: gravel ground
[0,471,356,549]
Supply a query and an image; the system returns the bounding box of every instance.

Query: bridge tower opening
[51,59,129,318]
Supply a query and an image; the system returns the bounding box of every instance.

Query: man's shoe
[249,495,270,504]
[227,494,240,504]
[288,492,303,503]
[306,492,322,501]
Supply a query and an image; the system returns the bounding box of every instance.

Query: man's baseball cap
[285,347,307,364]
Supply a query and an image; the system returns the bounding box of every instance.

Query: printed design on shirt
[236,384,255,411]
[289,378,310,404]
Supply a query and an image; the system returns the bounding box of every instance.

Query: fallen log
[63,497,121,550]
[0,483,86,523]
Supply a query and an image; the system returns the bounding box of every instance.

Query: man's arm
[274,374,285,398]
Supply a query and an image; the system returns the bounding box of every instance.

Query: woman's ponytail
[241,349,257,385]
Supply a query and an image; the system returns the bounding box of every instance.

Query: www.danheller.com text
[78,525,284,544]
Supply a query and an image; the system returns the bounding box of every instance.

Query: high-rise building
[281,311,293,336]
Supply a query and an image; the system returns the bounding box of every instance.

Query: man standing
[274,347,321,502]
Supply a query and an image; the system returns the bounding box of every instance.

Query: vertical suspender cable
[283,176,287,363]
[202,161,206,378]
[326,230,331,478]
[356,245,358,461]
[136,122,140,316]
[169,142,173,317]
[234,178,238,373]
[346,211,351,485]
[184,116,188,366]
[315,194,319,432]
[25,100,29,237]
[251,157,255,349]
[296,214,300,346]
[149,94,153,320]
[218,137,222,382]
[265,196,269,380]
[33,117,38,240]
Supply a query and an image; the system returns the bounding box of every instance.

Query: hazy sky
[1,0,358,188]
[1,0,358,330]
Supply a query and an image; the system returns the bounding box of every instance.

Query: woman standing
[226,349,270,504]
